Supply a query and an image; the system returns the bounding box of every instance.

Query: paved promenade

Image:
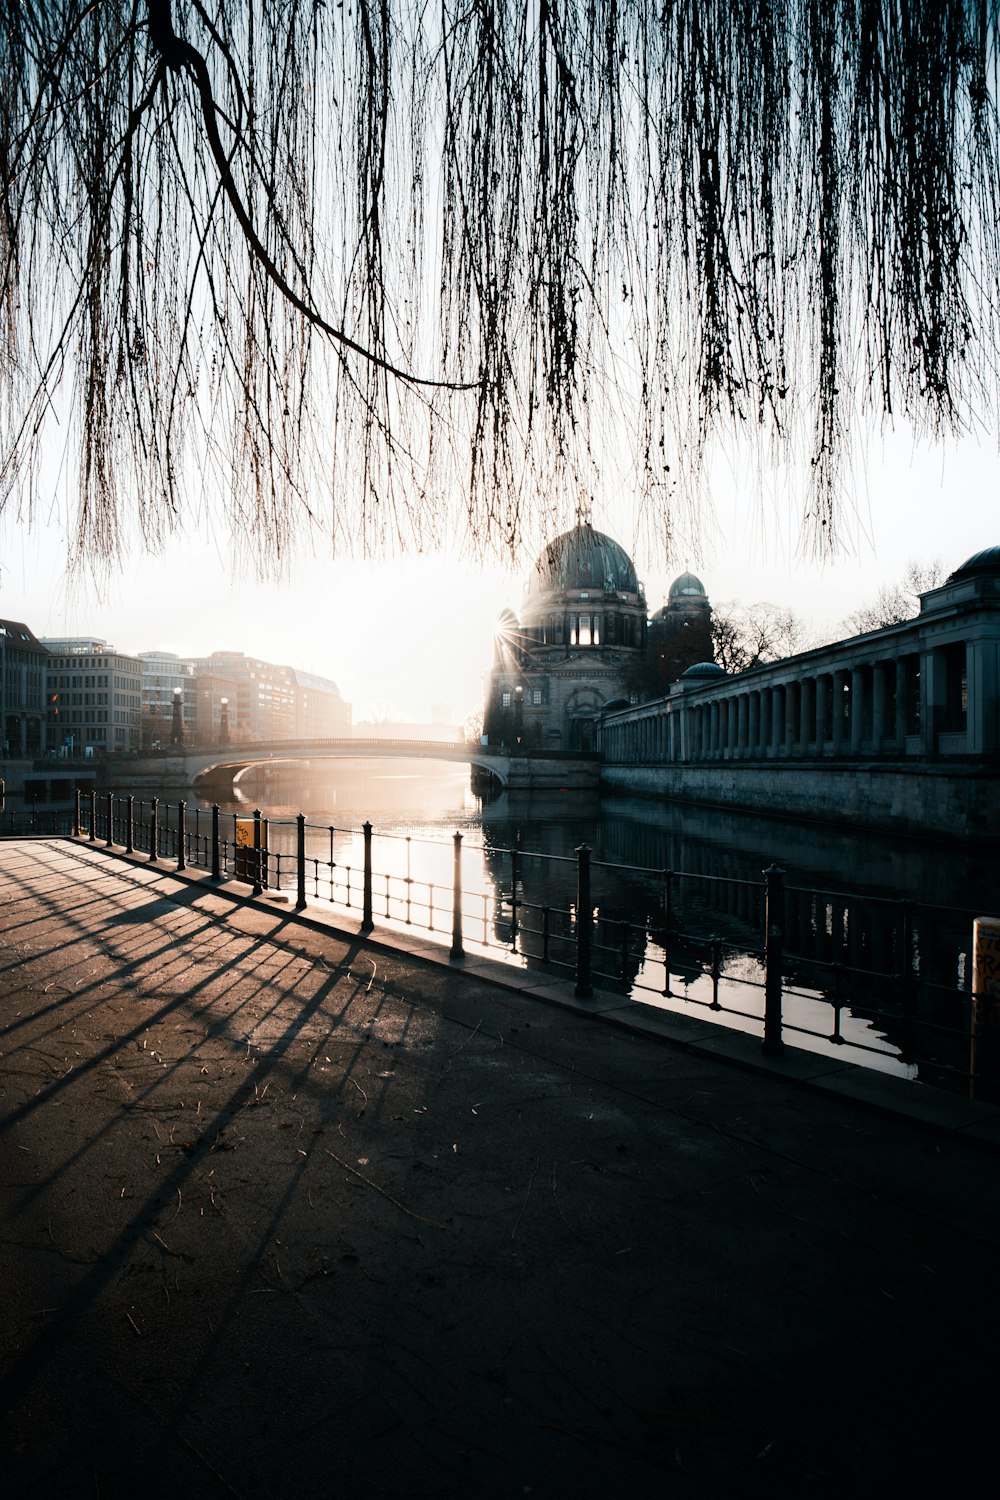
[1,839,997,1498]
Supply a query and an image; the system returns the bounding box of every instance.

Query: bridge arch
[140,738,514,792]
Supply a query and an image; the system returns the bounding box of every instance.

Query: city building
[40,638,142,755]
[194,669,238,745]
[485,521,709,752]
[1,617,49,757]
[190,652,349,742]
[138,652,197,747]
[290,668,352,739]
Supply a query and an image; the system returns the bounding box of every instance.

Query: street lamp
[514,684,523,747]
[220,697,230,746]
[170,687,183,747]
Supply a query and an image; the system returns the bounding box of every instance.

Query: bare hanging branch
[1,2,998,570]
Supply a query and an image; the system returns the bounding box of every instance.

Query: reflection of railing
[54,788,1000,1099]
[0,787,74,837]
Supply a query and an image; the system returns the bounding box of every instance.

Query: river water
[159,756,996,1090]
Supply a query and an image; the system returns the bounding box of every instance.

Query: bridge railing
[66,788,999,1102]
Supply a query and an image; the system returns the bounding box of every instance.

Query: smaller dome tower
[643,570,715,695]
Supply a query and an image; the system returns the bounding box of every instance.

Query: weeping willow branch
[1,1,998,571]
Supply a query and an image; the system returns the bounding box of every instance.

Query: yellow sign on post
[971,916,1000,1101]
[234,817,267,886]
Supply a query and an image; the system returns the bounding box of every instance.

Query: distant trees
[844,560,945,635]
[356,702,404,729]
[463,709,485,746]
[711,602,812,675]
[4,6,1000,565]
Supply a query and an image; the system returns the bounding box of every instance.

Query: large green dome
[528,523,641,597]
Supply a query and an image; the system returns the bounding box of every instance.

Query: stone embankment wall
[600,760,999,844]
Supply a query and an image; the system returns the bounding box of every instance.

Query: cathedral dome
[528,523,641,598]
[668,570,708,601]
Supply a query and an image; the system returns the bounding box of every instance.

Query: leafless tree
[356,700,404,727]
[844,558,946,634]
[463,707,485,746]
[3,4,1000,569]
[712,601,812,675]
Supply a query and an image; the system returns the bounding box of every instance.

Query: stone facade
[40,638,142,755]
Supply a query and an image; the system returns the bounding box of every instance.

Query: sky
[0,421,997,727]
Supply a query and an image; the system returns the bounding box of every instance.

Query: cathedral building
[485,522,713,752]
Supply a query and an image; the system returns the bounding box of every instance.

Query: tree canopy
[843,557,945,633]
[711,599,812,674]
[3,2,999,570]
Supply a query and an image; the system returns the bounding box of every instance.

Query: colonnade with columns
[601,571,1000,767]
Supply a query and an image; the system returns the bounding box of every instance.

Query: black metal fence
[0,784,75,837]
[3,782,996,1098]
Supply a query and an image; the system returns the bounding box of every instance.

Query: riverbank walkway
[2,838,998,1498]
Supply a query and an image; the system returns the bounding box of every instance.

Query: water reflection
[158,757,995,1091]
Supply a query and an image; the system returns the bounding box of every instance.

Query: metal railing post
[361,821,374,931]
[89,790,97,841]
[252,808,263,896]
[149,798,159,862]
[211,803,221,881]
[575,843,593,999]
[450,831,464,962]
[177,801,186,872]
[662,869,673,997]
[510,848,520,946]
[762,864,786,1057]
[105,791,114,847]
[73,788,81,838]
[125,795,134,853]
[296,813,307,910]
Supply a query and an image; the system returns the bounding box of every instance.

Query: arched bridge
[121,738,600,795]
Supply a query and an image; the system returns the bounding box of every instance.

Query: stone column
[800,678,813,751]
[872,663,887,748]
[851,668,865,752]
[832,670,849,752]
[815,675,828,751]
[895,658,909,744]
[771,686,785,753]
[785,687,803,756]
[749,692,760,756]
[923,648,947,752]
[966,640,999,754]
